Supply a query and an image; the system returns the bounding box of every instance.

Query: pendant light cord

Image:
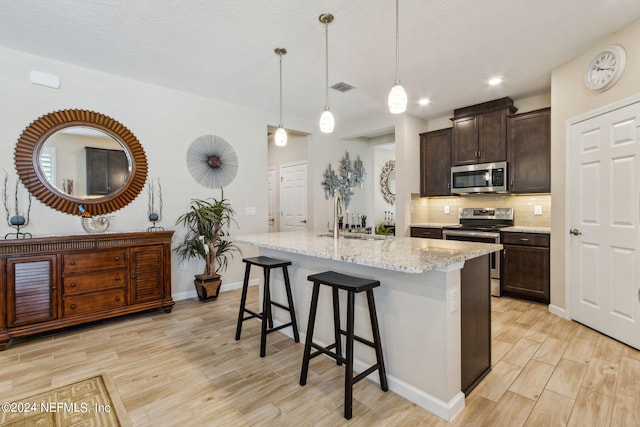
[279,52,283,126]
[395,0,400,83]
[324,22,329,107]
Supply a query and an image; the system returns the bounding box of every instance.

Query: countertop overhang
[233,231,502,274]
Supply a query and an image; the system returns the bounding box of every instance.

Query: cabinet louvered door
[7,255,57,327]
[130,245,164,303]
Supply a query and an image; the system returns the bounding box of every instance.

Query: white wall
[550,18,640,311]
[0,46,291,298]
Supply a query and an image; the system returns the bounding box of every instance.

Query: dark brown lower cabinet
[501,232,550,303]
[410,227,443,239]
[461,254,491,394]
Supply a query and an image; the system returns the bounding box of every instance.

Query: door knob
[300,219,307,224]
[569,228,582,236]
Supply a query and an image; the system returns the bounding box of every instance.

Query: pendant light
[319,13,335,133]
[388,0,407,114]
[274,48,288,147]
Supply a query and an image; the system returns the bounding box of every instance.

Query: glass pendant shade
[274,126,287,146]
[319,107,335,133]
[388,82,407,114]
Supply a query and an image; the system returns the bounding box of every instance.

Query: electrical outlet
[245,206,256,216]
[179,261,187,271]
[534,205,542,215]
[444,205,450,214]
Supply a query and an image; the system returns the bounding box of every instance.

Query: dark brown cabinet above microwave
[451,97,517,166]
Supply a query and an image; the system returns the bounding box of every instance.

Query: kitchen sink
[317,233,392,241]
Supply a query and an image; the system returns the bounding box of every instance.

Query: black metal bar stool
[235,256,300,357]
[300,270,388,419]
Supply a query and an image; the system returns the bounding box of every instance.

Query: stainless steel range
[442,207,514,296]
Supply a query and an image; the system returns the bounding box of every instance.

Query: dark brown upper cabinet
[420,128,451,197]
[451,97,517,166]
[507,108,551,193]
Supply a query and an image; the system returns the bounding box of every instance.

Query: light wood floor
[1,287,639,426]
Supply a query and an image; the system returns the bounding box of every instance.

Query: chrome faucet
[333,196,342,239]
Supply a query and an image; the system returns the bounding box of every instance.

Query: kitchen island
[233,231,501,421]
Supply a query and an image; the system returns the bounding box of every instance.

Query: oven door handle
[442,229,500,239]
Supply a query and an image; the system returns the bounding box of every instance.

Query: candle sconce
[3,171,32,239]
[147,177,164,231]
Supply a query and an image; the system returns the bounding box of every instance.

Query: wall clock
[584,44,626,92]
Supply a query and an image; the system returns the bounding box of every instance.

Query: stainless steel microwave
[451,161,508,194]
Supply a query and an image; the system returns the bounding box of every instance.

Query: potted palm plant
[175,190,240,301]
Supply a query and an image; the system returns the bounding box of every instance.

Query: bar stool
[235,256,300,357]
[300,270,388,419]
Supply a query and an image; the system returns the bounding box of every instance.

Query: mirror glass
[39,127,131,200]
[388,169,396,196]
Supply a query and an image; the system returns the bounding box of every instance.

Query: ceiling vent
[330,81,356,92]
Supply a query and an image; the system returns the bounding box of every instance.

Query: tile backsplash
[411,194,551,227]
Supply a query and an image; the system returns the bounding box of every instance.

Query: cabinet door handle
[131,274,137,279]
[520,238,529,242]
[70,304,76,309]
[70,283,77,288]
[70,260,76,266]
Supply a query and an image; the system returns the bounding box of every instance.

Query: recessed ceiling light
[488,77,503,86]
[418,98,430,106]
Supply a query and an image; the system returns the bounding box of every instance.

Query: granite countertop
[501,226,551,234]
[233,231,502,274]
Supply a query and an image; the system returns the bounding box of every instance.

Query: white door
[280,162,307,232]
[267,168,277,232]
[569,99,640,350]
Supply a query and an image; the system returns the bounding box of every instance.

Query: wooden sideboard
[0,231,174,350]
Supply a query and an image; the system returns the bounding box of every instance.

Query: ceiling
[2,1,640,132]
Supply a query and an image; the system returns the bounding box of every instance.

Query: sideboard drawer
[63,289,127,316]
[63,269,127,294]
[63,249,126,273]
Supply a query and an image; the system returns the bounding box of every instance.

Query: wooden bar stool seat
[299,270,388,419]
[235,256,299,357]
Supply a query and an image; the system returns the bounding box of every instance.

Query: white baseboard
[548,304,568,319]
[172,279,259,301]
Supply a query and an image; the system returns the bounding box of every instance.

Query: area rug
[0,374,131,427]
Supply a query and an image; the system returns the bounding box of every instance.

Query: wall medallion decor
[321,151,365,209]
[14,109,148,216]
[186,135,238,188]
[380,160,396,205]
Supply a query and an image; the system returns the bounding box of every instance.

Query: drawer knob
[70,283,77,288]
[70,260,76,265]
[115,296,121,302]
[115,256,120,261]
[70,304,76,309]
[131,275,137,279]
[115,276,120,281]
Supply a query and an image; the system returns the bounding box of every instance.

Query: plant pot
[194,274,221,302]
